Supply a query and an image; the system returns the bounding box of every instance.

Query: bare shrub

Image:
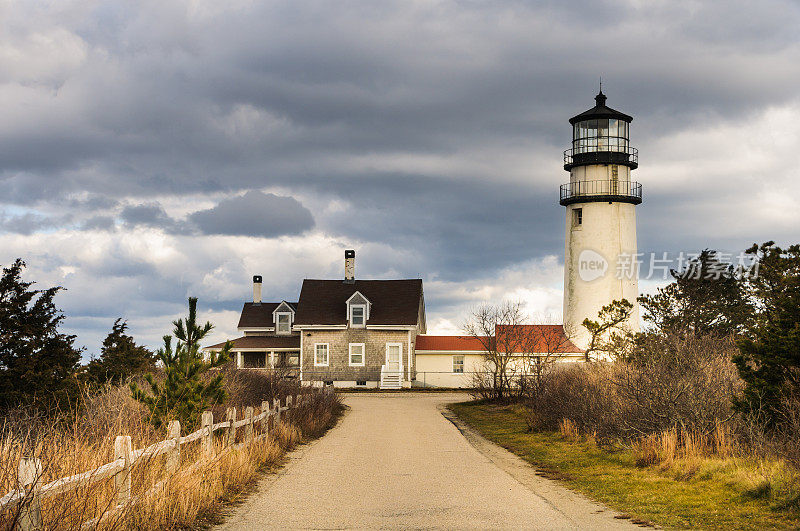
[523,363,616,439]
[216,367,300,415]
[525,333,742,446]
[613,333,742,439]
[770,392,800,468]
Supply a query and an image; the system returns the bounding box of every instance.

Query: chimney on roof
[344,250,355,284]
[253,275,262,304]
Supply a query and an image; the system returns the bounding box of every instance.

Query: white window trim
[452,354,465,374]
[346,291,371,327]
[314,343,329,367]
[349,304,367,328]
[275,312,293,334]
[349,343,366,367]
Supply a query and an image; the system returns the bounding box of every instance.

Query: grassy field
[450,401,800,530]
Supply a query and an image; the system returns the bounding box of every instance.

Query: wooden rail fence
[0,393,311,530]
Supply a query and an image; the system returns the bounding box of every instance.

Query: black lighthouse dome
[564,91,638,171]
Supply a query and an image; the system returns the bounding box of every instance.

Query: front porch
[235,349,300,378]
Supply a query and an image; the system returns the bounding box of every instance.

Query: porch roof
[205,335,300,350]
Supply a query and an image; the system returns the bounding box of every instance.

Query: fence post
[245,406,254,443]
[261,401,269,435]
[114,435,133,508]
[273,398,281,427]
[17,457,43,531]
[166,421,181,474]
[201,411,214,459]
[226,407,236,447]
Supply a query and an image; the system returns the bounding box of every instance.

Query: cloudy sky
[2,0,799,357]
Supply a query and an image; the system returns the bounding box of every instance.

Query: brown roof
[294,279,423,326]
[206,335,300,350]
[237,302,297,328]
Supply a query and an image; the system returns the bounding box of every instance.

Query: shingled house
[295,276,425,389]
[207,251,425,389]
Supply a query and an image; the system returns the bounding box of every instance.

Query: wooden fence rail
[0,393,312,531]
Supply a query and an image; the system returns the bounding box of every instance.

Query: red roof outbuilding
[416,325,583,354]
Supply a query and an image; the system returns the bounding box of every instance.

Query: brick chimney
[253,275,262,304]
[344,250,355,284]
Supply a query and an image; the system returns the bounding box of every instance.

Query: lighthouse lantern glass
[573,118,629,154]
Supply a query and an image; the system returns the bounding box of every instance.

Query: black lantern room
[564,91,638,171]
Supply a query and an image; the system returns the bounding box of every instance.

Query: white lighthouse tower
[561,91,641,349]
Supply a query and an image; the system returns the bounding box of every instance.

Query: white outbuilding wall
[414,351,586,388]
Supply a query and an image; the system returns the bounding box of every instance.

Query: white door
[385,343,402,372]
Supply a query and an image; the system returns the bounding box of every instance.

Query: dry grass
[0,377,343,530]
[512,331,800,525]
[558,418,579,441]
[453,401,800,529]
[632,423,733,469]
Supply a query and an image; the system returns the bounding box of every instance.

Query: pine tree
[83,319,156,386]
[130,297,230,430]
[638,249,752,338]
[733,242,800,425]
[0,259,82,411]
[582,299,635,361]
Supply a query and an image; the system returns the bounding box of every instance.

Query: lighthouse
[561,91,642,350]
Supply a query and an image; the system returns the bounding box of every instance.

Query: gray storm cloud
[189,191,314,237]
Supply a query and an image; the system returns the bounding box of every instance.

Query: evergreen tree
[130,297,230,430]
[83,319,156,386]
[0,259,82,411]
[733,242,800,424]
[582,299,635,361]
[638,249,752,337]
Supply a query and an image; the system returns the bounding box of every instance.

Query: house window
[573,208,583,227]
[276,313,292,334]
[349,343,365,366]
[350,305,366,327]
[452,355,464,373]
[314,343,329,366]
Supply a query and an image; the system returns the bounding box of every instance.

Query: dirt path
[217,393,639,530]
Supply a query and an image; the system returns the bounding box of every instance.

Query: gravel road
[217,392,640,530]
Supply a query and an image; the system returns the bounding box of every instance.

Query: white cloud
[424,255,564,334]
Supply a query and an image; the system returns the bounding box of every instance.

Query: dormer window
[276,312,292,334]
[350,305,365,327]
[346,291,371,328]
[272,301,295,335]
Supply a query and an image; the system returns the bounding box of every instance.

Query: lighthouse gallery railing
[559,180,642,206]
